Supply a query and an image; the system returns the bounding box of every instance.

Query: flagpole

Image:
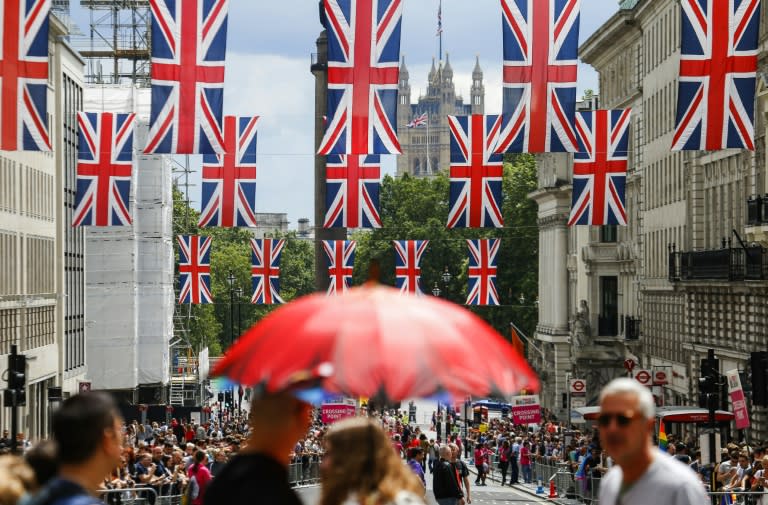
[438,0,443,62]
[510,321,544,361]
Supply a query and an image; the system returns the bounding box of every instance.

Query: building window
[598,276,618,336]
[600,225,618,243]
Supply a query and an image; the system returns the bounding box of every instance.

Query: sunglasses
[596,412,639,428]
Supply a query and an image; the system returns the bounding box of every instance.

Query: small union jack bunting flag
[178,235,213,304]
[0,0,52,151]
[318,0,403,155]
[466,239,500,306]
[322,240,356,296]
[251,239,286,305]
[145,0,228,154]
[198,116,259,227]
[324,155,382,229]
[672,0,760,151]
[447,115,504,229]
[393,240,428,295]
[496,0,581,154]
[73,112,136,227]
[569,109,631,226]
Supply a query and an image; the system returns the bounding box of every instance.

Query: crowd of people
[1,381,767,505]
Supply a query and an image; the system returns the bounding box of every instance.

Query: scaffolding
[73,1,151,86]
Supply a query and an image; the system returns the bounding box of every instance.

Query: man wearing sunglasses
[597,378,708,505]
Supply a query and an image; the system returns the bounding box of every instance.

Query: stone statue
[572,300,592,349]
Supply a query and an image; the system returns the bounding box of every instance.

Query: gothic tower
[471,56,485,115]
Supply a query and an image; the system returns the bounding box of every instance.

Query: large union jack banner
[496,0,580,154]
[672,0,760,151]
[178,235,213,304]
[73,112,136,227]
[466,239,500,306]
[0,0,51,152]
[393,240,428,295]
[198,116,258,227]
[318,0,402,155]
[251,239,285,305]
[447,115,504,229]
[324,155,382,229]
[569,109,631,226]
[145,0,228,154]
[323,240,356,296]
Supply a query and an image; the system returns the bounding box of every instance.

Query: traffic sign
[634,369,652,386]
[624,359,636,372]
[78,381,91,393]
[653,370,668,385]
[570,379,586,394]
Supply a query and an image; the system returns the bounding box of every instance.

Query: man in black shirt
[204,391,312,505]
[433,445,463,505]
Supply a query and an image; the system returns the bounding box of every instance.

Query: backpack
[186,473,200,501]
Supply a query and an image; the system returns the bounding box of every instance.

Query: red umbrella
[212,284,539,401]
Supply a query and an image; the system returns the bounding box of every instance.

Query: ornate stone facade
[530,0,768,439]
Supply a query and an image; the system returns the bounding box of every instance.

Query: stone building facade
[0,14,87,440]
[396,56,484,177]
[532,0,768,440]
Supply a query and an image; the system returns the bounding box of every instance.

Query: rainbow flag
[658,420,668,452]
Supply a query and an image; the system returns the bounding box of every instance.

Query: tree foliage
[172,187,314,355]
[352,154,539,339]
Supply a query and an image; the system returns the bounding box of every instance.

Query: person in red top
[474,445,488,486]
[187,450,212,505]
[184,424,196,443]
[520,441,532,483]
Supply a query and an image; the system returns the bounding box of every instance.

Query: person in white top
[597,378,708,505]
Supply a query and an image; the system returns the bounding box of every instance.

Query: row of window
[0,157,55,220]
[0,232,55,296]
[703,178,747,250]
[647,225,685,279]
[643,3,680,73]
[644,152,685,210]
[643,294,684,363]
[644,81,678,142]
[0,306,55,355]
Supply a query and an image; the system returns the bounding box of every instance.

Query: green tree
[172,188,315,355]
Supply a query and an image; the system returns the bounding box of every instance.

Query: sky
[68,1,620,230]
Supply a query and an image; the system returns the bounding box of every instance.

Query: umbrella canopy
[212,284,539,401]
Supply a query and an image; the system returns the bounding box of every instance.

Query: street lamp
[227,272,237,418]
[442,265,452,285]
[519,293,526,304]
[432,282,441,297]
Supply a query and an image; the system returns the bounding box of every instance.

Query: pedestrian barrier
[288,460,321,486]
[707,490,767,505]
[97,487,158,505]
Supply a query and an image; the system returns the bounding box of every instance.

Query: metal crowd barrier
[97,487,157,505]
[288,460,321,486]
[707,490,767,505]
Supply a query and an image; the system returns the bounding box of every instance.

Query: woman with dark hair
[187,451,211,505]
[498,440,511,486]
[320,418,425,505]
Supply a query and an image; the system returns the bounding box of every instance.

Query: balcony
[624,316,641,340]
[668,245,767,282]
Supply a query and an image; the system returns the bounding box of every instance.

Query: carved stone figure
[572,299,592,349]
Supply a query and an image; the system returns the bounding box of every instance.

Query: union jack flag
[322,240,356,296]
[393,240,428,295]
[569,109,631,226]
[145,0,228,154]
[318,0,403,155]
[198,116,258,227]
[496,0,580,154]
[466,239,500,306]
[324,155,382,229]
[0,0,51,151]
[407,112,427,128]
[178,235,213,304]
[73,112,136,227]
[672,0,760,151]
[447,115,504,229]
[251,239,285,305]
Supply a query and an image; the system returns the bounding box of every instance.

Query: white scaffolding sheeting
[84,86,174,389]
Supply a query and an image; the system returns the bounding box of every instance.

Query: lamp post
[464,396,470,458]
[226,272,236,419]
[431,282,441,297]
